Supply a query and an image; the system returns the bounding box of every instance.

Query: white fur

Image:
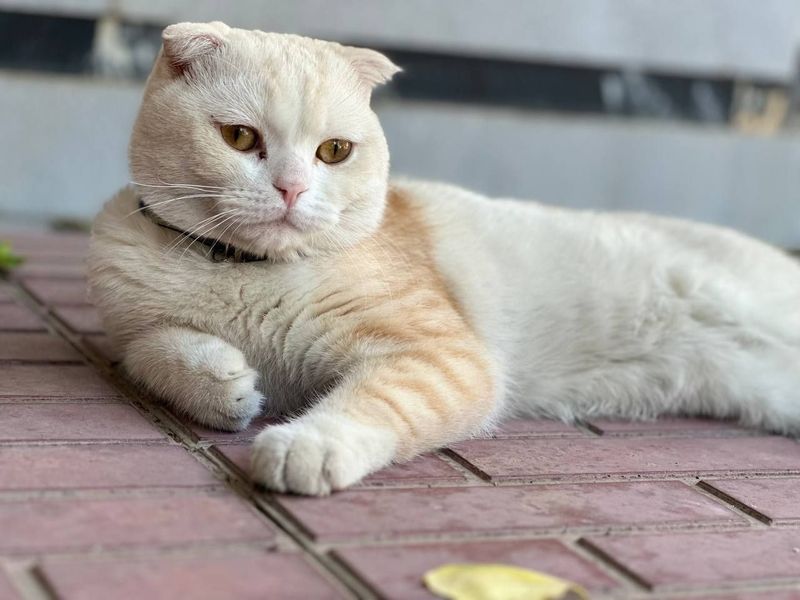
[89,23,800,495]
[414,179,800,431]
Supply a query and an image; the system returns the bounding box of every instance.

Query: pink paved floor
[2,229,800,599]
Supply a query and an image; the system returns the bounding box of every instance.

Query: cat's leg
[123,327,263,431]
[251,338,499,495]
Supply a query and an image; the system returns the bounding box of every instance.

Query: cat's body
[89,22,800,494]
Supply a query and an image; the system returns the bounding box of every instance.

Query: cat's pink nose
[273,183,308,208]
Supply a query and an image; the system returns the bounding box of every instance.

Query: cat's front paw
[193,345,263,432]
[250,414,396,495]
[204,368,263,431]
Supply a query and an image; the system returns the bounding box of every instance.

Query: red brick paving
[583,529,800,590]
[21,277,89,306]
[0,303,46,332]
[589,417,753,436]
[81,334,121,364]
[0,493,276,554]
[450,435,800,482]
[40,553,344,600]
[0,445,218,491]
[278,482,742,542]
[493,418,585,437]
[13,260,87,279]
[692,592,800,600]
[0,571,17,600]
[0,365,120,398]
[335,540,620,598]
[0,283,15,303]
[51,305,104,334]
[3,230,800,598]
[0,333,82,362]
[702,478,800,523]
[0,403,165,442]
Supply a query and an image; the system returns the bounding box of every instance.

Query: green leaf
[0,241,24,270]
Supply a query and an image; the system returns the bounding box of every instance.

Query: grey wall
[1,1,800,245]
[3,0,800,79]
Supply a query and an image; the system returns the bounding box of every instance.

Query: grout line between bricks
[8,279,370,600]
[474,470,800,485]
[3,561,54,600]
[694,479,773,525]
[438,447,493,482]
[576,537,653,592]
[270,519,789,550]
[563,535,645,595]
[2,542,282,564]
[190,448,374,598]
[434,448,492,485]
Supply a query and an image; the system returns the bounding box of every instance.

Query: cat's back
[393,178,800,361]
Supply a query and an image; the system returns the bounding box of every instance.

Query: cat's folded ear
[162,21,230,75]
[338,45,402,89]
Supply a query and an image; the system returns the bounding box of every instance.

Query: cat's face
[130,22,399,261]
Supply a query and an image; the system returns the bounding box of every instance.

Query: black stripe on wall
[0,9,785,124]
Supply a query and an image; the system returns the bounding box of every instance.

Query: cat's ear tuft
[162,21,230,75]
[339,46,401,89]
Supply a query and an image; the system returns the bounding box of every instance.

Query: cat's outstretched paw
[250,414,396,495]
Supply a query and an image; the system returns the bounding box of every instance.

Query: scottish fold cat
[89,22,800,494]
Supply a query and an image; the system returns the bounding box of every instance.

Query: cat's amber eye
[316,139,352,164]
[220,124,258,152]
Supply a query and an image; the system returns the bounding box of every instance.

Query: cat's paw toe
[201,368,263,432]
[250,424,347,495]
[250,416,395,495]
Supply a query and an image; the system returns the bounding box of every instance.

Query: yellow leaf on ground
[423,563,590,600]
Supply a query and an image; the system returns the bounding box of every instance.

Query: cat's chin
[229,221,319,262]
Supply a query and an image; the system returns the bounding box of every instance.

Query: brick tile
[450,436,800,482]
[584,529,800,590]
[589,417,752,437]
[689,592,800,600]
[0,403,164,442]
[52,306,103,334]
[493,418,583,437]
[0,445,217,491]
[0,304,45,332]
[336,539,618,598]
[21,278,89,305]
[0,365,120,398]
[215,444,250,474]
[0,570,18,600]
[0,333,82,362]
[41,553,342,600]
[361,455,468,486]
[0,283,13,303]
[0,494,275,554]
[192,416,281,444]
[13,261,86,279]
[1,231,89,257]
[82,335,121,365]
[278,481,741,542]
[703,478,800,523]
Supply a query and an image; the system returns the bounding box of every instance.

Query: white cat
[88,21,800,495]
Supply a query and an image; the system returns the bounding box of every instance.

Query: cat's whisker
[130,180,227,191]
[178,210,243,262]
[206,212,246,258]
[164,209,239,256]
[125,193,233,217]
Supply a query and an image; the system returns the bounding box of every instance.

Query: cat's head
[130,22,400,261]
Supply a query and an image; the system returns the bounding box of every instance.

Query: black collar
[138,199,267,263]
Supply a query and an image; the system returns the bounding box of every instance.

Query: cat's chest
[183,261,361,400]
